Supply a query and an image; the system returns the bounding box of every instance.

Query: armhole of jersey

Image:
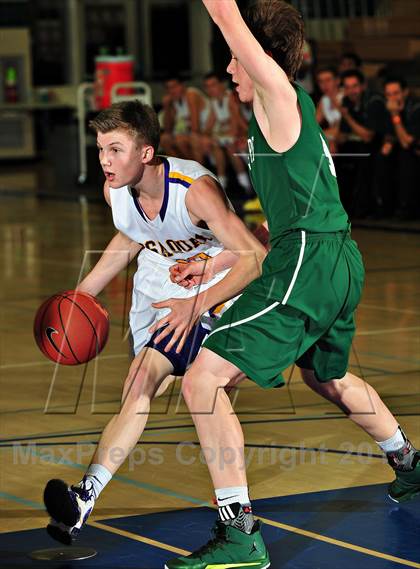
[184,174,219,236]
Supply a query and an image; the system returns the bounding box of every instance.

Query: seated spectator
[372,76,420,219]
[296,39,315,96]
[160,77,209,161]
[315,66,343,153]
[335,69,381,217]
[200,72,251,194]
[338,52,362,74]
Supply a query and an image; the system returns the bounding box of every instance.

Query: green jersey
[247,83,349,247]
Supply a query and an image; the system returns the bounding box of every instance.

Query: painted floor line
[0,352,128,370]
[359,303,420,316]
[258,515,420,568]
[357,326,420,336]
[89,519,190,556]
[2,488,420,568]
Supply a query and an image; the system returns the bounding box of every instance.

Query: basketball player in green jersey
[162,1,420,567]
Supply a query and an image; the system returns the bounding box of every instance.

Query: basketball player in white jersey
[160,77,209,162]
[201,72,251,193]
[43,100,266,545]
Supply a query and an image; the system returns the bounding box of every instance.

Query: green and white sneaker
[388,452,420,503]
[164,520,270,569]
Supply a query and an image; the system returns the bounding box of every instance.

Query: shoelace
[194,523,227,558]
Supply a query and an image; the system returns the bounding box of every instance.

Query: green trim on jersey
[247,83,349,248]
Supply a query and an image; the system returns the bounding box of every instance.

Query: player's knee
[181,370,197,405]
[123,367,155,405]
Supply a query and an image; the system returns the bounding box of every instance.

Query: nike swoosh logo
[45,327,67,358]
[217,496,237,502]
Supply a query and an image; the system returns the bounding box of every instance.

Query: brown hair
[89,100,160,152]
[244,0,305,79]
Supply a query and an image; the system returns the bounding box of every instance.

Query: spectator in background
[315,66,343,153]
[200,72,252,194]
[336,69,380,217]
[338,52,362,74]
[372,77,420,219]
[296,39,315,96]
[160,77,209,161]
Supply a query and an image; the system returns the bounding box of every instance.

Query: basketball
[33,290,109,365]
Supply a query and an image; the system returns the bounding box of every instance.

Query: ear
[141,144,155,164]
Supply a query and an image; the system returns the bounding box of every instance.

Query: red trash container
[94,55,134,109]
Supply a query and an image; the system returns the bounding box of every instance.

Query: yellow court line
[257,516,420,568]
[89,520,190,557]
[92,510,420,568]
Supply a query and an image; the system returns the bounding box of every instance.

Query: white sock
[237,171,251,191]
[80,464,112,499]
[377,427,406,453]
[215,486,250,507]
[218,175,228,189]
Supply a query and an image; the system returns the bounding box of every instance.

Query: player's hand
[149,297,203,353]
[169,259,214,289]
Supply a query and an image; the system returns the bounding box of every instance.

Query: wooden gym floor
[0,191,419,568]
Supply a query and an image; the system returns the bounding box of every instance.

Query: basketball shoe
[44,477,95,544]
[164,520,270,569]
[388,451,420,503]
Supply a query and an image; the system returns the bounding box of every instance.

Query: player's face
[204,77,223,99]
[166,80,185,100]
[97,130,146,188]
[343,78,364,103]
[317,72,338,96]
[227,55,253,103]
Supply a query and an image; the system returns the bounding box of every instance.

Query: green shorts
[203,230,365,388]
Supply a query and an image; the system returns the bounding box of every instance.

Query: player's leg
[296,233,419,503]
[174,133,193,159]
[300,368,398,440]
[211,139,228,189]
[166,347,269,569]
[160,132,179,157]
[44,348,173,544]
[89,347,174,474]
[226,141,252,194]
[189,132,206,163]
[300,367,420,502]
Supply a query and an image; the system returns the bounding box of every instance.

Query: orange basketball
[34,290,109,365]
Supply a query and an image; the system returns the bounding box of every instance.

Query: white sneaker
[44,477,95,544]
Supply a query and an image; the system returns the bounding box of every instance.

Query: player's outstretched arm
[170,220,270,289]
[77,182,142,296]
[77,231,142,297]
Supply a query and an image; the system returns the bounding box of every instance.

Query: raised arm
[202,0,301,151]
[202,0,291,95]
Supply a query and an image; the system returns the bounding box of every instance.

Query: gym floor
[0,186,419,568]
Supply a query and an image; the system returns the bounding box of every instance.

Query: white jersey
[211,91,231,133]
[320,93,343,126]
[109,156,232,354]
[173,88,209,134]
